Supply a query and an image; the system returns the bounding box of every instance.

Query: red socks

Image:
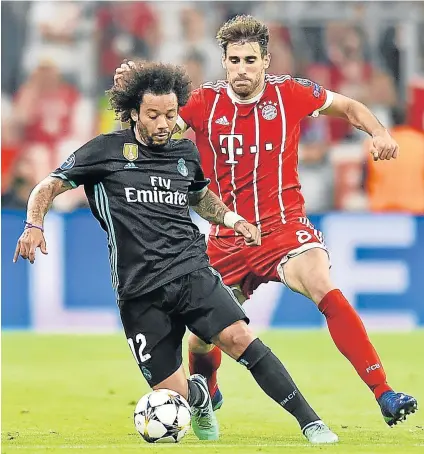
[189,346,222,397]
[319,289,392,399]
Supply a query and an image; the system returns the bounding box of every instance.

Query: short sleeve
[185,140,210,193]
[177,88,205,133]
[50,135,108,187]
[288,77,334,120]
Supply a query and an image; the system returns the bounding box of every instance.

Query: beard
[137,121,170,147]
[230,72,263,99]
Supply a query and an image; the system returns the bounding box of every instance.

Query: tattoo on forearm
[191,189,229,225]
[27,177,72,225]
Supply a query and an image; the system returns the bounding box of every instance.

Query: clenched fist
[370,129,399,161]
[234,220,261,246]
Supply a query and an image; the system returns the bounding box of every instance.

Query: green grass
[2,330,424,453]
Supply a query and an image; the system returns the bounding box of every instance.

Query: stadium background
[2,2,424,453]
[2,0,424,332]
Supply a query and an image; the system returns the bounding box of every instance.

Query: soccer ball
[134,389,191,443]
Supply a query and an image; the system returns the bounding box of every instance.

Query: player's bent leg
[279,247,334,304]
[153,365,189,399]
[188,333,223,411]
[153,365,219,441]
[281,248,418,424]
[212,321,338,444]
[187,282,245,412]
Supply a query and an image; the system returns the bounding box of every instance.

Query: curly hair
[107,61,192,124]
[216,15,269,57]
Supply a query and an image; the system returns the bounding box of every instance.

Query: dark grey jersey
[51,128,211,299]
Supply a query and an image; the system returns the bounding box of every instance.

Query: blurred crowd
[2,1,424,214]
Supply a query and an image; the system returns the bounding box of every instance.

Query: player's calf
[213,322,338,442]
[188,333,223,411]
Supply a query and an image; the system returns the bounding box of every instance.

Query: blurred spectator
[1,150,41,209]
[314,23,397,143]
[156,5,222,81]
[12,59,92,166]
[96,1,159,94]
[298,117,335,214]
[267,23,296,75]
[21,1,93,90]
[1,2,29,95]
[364,123,424,214]
[407,77,424,132]
[182,51,206,90]
[1,97,23,194]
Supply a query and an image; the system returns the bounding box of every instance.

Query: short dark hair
[216,15,269,57]
[107,61,192,124]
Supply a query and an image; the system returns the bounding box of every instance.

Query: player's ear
[130,109,139,123]
[264,53,271,70]
[221,54,227,70]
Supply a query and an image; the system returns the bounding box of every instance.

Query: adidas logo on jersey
[124,162,138,169]
[215,116,230,126]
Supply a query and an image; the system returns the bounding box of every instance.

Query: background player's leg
[188,334,222,409]
[281,247,417,424]
[152,364,211,411]
[212,320,338,443]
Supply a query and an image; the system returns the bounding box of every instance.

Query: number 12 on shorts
[128,333,151,364]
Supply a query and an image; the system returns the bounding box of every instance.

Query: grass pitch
[2,330,424,453]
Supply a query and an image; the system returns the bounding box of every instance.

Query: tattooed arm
[13,176,73,263]
[27,176,73,226]
[189,187,229,225]
[189,188,262,246]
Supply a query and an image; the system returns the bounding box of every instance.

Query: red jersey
[16,84,80,147]
[178,74,333,236]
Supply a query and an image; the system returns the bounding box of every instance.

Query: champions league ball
[134,389,191,443]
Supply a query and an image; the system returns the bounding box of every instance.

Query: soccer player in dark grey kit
[13,62,338,444]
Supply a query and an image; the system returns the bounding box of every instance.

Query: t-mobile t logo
[220,134,243,164]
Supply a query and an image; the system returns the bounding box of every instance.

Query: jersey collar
[226,81,266,105]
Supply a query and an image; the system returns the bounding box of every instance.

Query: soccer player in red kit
[115,15,417,428]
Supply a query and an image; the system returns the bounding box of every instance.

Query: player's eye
[148,115,158,120]
[167,114,176,120]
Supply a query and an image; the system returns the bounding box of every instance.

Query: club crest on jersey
[177,158,188,177]
[122,143,139,161]
[259,101,278,121]
[60,153,75,170]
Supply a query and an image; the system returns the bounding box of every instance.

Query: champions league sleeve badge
[177,158,189,177]
[60,153,76,170]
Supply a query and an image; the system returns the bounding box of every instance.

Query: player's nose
[237,62,247,74]
[156,116,168,129]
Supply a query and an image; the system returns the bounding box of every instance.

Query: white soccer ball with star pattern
[134,389,191,443]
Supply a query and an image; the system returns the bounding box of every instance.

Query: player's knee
[308,279,335,305]
[213,320,254,359]
[188,332,213,354]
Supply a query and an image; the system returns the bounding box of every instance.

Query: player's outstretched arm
[13,176,73,264]
[189,188,261,246]
[321,92,399,162]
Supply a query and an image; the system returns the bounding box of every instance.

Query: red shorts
[206,217,327,298]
